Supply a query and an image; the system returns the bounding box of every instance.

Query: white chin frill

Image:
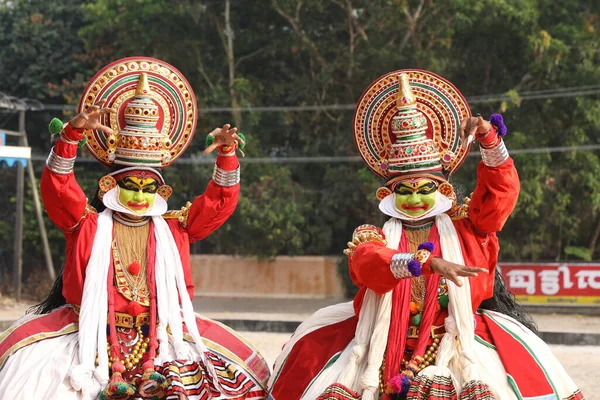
[102,187,167,217]
[378,190,452,221]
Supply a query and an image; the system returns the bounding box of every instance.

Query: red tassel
[137,362,168,399]
[128,261,141,276]
[98,360,136,400]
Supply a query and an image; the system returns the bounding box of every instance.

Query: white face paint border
[379,190,452,221]
[102,187,167,216]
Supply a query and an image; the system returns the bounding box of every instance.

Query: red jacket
[349,157,520,311]
[40,130,240,312]
[269,157,520,400]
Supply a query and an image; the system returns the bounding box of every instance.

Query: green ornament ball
[438,294,449,309]
[78,138,88,149]
[237,132,246,149]
[411,313,422,327]
[205,134,215,149]
[48,118,64,135]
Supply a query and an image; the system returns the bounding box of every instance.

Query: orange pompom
[128,262,141,276]
[409,301,419,315]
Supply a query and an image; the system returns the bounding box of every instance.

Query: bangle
[60,135,80,146]
[421,256,434,274]
[477,126,500,148]
[46,147,76,174]
[480,140,509,167]
[212,164,240,187]
[390,253,414,279]
[389,241,435,279]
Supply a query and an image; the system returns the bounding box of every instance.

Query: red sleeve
[468,151,520,234]
[348,242,400,295]
[185,151,240,242]
[40,125,87,232]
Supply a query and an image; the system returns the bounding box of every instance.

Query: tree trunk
[588,215,600,260]
[224,0,242,129]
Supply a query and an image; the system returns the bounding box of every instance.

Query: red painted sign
[499,263,600,306]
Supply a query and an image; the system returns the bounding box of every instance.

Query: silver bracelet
[480,140,509,167]
[212,164,240,187]
[390,253,414,279]
[60,135,80,145]
[46,147,76,175]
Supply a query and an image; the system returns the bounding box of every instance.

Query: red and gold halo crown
[353,69,472,187]
[78,57,198,168]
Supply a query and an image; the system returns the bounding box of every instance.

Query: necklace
[405,227,431,326]
[113,212,151,227]
[113,221,150,305]
[403,220,434,231]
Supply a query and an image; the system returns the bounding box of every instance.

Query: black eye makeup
[394,182,437,195]
[117,178,158,193]
[142,185,158,194]
[417,183,437,195]
[395,187,413,195]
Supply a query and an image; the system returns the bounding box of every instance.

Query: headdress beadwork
[78,57,197,168]
[353,69,472,188]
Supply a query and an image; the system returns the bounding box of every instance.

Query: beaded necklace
[112,220,150,305]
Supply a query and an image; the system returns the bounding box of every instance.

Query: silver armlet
[46,147,76,175]
[212,164,240,187]
[480,140,509,167]
[59,135,80,145]
[390,253,414,279]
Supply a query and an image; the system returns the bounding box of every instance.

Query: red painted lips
[401,203,430,211]
[127,201,150,210]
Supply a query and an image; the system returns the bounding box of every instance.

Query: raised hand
[459,115,492,141]
[70,99,116,135]
[203,123,245,154]
[430,257,488,287]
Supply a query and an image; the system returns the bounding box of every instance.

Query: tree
[1,0,600,272]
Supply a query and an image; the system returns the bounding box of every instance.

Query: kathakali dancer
[268,70,583,400]
[0,57,269,399]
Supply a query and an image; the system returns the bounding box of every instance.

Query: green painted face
[394,179,438,217]
[117,176,158,214]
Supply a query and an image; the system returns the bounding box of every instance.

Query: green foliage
[0,0,89,99]
[1,0,600,288]
[564,246,593,262]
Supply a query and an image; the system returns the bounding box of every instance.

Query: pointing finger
[467,267,488,274]
[232,133,245,145]
[97,124,114,135]
[450,276,462,287]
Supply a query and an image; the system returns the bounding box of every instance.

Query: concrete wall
[190,255,345,298]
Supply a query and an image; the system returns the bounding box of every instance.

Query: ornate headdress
[353,70,472,200]
[78,57,197,169]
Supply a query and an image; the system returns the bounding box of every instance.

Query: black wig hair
[480,268,538,334]
[28,164,129,315]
